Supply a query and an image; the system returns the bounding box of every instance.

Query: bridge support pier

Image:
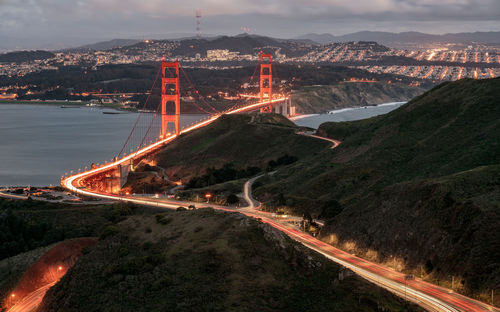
[119,159,134,189]
[161,60,181,137]
[271,97,295,117]
[259,53,272,112]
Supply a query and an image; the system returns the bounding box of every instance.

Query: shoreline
[0,100,90,106]
[289,113,320,121]
[0,100,142,113]
[291,101,406,121]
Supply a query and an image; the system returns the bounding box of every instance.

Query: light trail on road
[423,66,435,79]
[0,190,28,200]
[357,50,366,61]
[8,282,56,312]
[451,52,457,62]
[61,103,499,312]
[440,67,449,80]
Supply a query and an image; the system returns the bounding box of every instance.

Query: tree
[303,210,313,223]
[226,194,239,205]
[318,200,343,219]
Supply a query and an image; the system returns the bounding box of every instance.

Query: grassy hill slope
[40,209,418,312]
[255,78,500,302]
[152,113,329,181]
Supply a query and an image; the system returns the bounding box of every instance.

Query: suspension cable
[179,64,219,114]
[135,97,163,155]
[118,65,161,157]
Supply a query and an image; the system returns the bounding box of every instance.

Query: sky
[1,0,499,50]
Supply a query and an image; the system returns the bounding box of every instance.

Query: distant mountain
[0,50,55,63]
[67,39,142,52]
[119,34,315,58]
[296,33,337,44]
[296,31,500,46]
[171,34,296,56]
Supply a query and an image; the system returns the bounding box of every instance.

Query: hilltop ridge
[254,78,500,302]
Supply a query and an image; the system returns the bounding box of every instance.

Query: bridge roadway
[61,100,498,312]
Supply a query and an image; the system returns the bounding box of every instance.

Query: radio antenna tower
[195,9,202,39]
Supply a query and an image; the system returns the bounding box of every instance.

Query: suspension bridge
[58,54,497,312]
[61,52,291,195]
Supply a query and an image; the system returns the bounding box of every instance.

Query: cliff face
[255,78,500,302]
[291,82,425,114]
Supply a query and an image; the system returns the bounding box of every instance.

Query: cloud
[0,0,499,49]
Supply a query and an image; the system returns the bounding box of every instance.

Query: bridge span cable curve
[163,65,214,115]
[179,64,220,114]
[135,95,163,155]
[118,65,161,158]
[223,61,261,113]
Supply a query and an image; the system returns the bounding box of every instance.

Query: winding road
[59,129,497,311]
[7,282,56,312]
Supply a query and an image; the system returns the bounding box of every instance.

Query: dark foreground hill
[39,209,417,312]
[255,78,500,303]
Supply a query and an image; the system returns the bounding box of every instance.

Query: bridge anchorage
[260,53,273,113]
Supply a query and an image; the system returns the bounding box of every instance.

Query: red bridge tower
[259,52,272,112]
[161,60,181,137]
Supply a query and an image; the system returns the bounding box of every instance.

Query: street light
[205,193,212,203]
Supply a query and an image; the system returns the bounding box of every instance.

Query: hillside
[131,113,329,185]
[39,209,417,312]
[0,50,54,64]
[0,198,152,309]
[67,39,141,52]
[296,31,500,46]
[291,82,425,114]
[118,34,314,58]
[254,78,500,303]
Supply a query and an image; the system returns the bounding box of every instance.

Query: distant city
[1,33,499,102]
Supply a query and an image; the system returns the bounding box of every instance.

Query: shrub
[155,214,172,225]
[100,225,119,239]
[226,193,240,205]
[318,200,343,219]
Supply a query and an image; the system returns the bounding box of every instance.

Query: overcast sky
[1,0,499,50]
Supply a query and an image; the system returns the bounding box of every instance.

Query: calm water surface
[0,104,207,186]
[0,102,405,186]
